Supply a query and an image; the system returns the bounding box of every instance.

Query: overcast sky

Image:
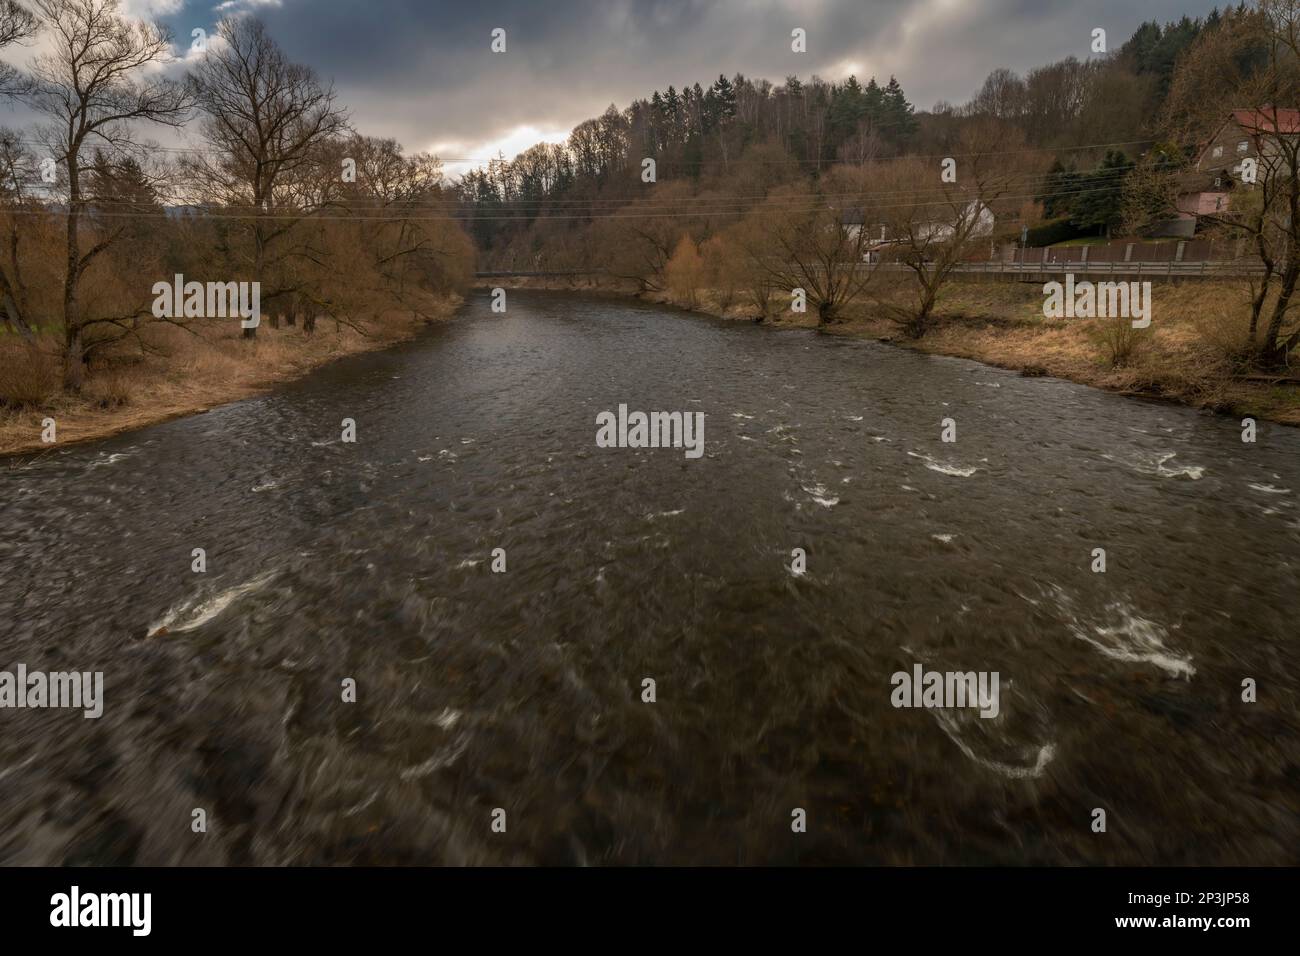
[108,1,1224,176]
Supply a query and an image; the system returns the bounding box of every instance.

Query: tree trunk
[63,321,85,391]
[1,289,33,341]
[62,156,84,392]
[1260,260,1300,367]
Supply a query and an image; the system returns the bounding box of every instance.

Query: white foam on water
[417,455,433,462]
[149,571,278,636]
[1046,585,1195,679]
[933,712,1056,780]
[931,533,956,543]
[1103,451,1204,480]
[908,451,978,478]
[801,483,839,508]
[731,412,755,419]
[1248,483,1290,494]
[1069,611,1195,679]
[251,480,279,492]
[1155,453,1204,480]
[455,559,481,569]
[645,509,685,520]
[87,452,132,469]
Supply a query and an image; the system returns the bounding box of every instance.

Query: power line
[0,175,1163,222]
[4,163,1142,211]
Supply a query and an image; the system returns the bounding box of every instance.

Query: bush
[1026,217,1089,248]
[83,370,134,409]
[1092,314,1150,368]
[0,339,60,407]
[664,234,705,308]
[1192,295,1262,370]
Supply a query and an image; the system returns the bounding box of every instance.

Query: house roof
[1230,108,1300,136]
[1195,107,1299,168]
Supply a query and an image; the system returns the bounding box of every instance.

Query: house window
[1237,140,1249,153]
[1212,146,1223,158]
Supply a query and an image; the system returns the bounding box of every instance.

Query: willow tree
[735,175,879,326]
[186,16,348,339]
[24,0,191,389]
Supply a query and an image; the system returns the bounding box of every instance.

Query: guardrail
[864,260,1267,279]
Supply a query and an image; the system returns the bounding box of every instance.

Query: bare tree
[24,0,193,389]
[736,175,879,326]
[0,128,39,339]
[877,122,1033,337]
[836,119,883,167]
[0,0,37,99]
[186,16,348,338]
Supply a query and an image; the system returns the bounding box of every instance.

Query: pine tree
[881,76,916,142]
[1037,159,1080,219]
[1070,151,1133,236]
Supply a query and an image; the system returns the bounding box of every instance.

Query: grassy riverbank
[0,296,462,458]
[488,276,1300,427]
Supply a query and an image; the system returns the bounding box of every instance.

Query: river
[1,289,1297,864]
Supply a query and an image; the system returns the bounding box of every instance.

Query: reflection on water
[1,290,1297,864]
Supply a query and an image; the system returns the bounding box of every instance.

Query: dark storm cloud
[162,0,1227,168]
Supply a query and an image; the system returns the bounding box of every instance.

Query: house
[1167,107,1300,234]
[841,200,994,261]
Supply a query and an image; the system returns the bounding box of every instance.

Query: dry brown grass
[0,337,62,407]
[0,299,461,456]
[633,276,1300,426]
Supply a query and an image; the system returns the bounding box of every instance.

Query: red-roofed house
[1173,108,1300,228]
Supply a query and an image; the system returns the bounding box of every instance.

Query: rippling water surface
[2,290,1297,864]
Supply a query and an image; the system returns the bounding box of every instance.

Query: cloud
[26,0,1232,171]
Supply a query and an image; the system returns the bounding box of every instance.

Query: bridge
[475,260,1264,284]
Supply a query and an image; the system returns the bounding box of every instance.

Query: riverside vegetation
[0,3,471,455]
[3,1,1299,453]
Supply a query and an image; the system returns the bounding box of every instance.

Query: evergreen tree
[1037,159,1080,219]
[1070,151,1134,236]
[881,76,917,142]
[712,74,737,120]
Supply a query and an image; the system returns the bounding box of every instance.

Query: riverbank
[485,276,1300,426]
[0,297,462,458]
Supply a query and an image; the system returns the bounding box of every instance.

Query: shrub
[0,339,60,408]
[1026,217,1089,248]
[1092,314,1150,368]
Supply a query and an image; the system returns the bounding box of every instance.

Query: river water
[1,290,1297,864]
